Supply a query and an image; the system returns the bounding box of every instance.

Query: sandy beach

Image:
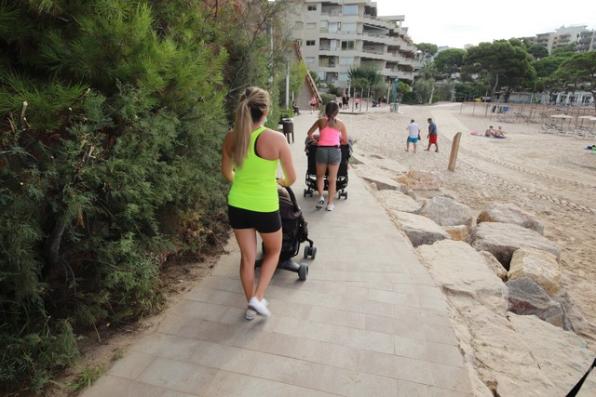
[340,103,596,346]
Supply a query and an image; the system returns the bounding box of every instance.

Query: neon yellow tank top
[228,126,279,212]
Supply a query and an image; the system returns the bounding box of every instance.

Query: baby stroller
[304,138,352,199]
[257,186,315,281]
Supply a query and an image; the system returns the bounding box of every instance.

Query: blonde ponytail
[232,87,270,167]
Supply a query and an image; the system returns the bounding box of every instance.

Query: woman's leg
[254,229,282,300]
[233,228,257,301]
[316,162,327,198]
[326,163,340,206]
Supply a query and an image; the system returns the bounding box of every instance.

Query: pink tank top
[318,120,341,147]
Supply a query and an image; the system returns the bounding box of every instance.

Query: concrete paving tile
[131,333,202,361]
[185,287,246,307]
[428,364,472,392]
[82,375,171,397]
[202,370,339,397]
[396,379,432,397]
[356,350,434,385]
[395,337,464,367]
[108,351,155,379]
[137,358,218,395]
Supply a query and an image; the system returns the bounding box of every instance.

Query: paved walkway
[83,114,472,397]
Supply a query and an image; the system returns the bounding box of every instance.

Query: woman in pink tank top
[306,102,348,211]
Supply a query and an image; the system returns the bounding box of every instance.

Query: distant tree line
[413,39,596,108]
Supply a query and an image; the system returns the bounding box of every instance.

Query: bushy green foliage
[0,0,284,392]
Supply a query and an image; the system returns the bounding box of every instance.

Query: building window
[342,41,355,50]
[307,5,317,11]
[339,57,354,65]
[339,73,350,81]
[305,57,316,65]
[342,22,357,33]
[342,5,358,16]
[306,22,316,30]
[306,40,316,46]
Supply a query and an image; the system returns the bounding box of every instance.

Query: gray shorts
[316,146,341,165]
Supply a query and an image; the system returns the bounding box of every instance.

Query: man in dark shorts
[426,118,439,152]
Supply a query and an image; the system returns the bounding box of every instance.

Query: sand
[340,103,596,346]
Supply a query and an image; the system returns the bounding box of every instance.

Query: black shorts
[228,205,281,233]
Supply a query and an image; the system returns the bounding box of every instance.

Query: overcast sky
[376,0,596,48]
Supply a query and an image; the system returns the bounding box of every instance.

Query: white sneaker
[326,203,335,211]
[244,308,257,320]
[316,197,325,209]
[248,297,271,317]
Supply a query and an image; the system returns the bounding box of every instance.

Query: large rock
[479,251,508,281]
[478,203,544,234]
[506,277,564,327]
[554,291,595,334]
[508,248,561,296]
[354,163,405,191]
[375,189,421,213]
[417,240,508,312]
[419,243,596,397]
[391,211,449,247]
[471,222,560,268]
[444,225,470,241]
[419,196,474,226]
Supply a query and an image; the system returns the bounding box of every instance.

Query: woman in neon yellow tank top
[222,87,296,319]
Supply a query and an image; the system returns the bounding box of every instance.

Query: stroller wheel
[303,189,309,198]
[341,191,348,200]
[310,246,317,260]
[298,264,308,281]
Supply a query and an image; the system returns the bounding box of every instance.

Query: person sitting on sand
[494,126,506,139]
[485,125,496,137]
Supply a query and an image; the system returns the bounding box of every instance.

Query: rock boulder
[508,248,561,296]
[444,225,470,241]
[419,196,474,226]
[375,189,421,213]
[391,211,449,247]
[478,203,544,234]
[471,222,560,268]
[506,277,564,327]
[417,240,508,312]
[479,251,508,281]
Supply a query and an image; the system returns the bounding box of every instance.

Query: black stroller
[257,186,315,281]
[304,139,352,199]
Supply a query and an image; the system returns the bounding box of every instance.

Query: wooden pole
[448,132,462,172]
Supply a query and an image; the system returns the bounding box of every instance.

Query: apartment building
[577,30,596,52]
[281,0,419,88]
[522,25,593,54]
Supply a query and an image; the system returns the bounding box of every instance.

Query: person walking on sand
[221,87,296,320]
[425,118,439,152]
[306,101,348,212]
[310,95,318,114]
[406,119,420,153]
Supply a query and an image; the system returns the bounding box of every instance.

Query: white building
[524,25,592,54]
[281,0,419,88]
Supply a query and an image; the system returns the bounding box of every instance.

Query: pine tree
[0,1,233,392]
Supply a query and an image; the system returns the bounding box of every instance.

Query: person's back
[407,122,419,138]
[318,118,342,147]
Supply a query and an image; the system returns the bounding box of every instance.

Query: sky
[376,0,596,48]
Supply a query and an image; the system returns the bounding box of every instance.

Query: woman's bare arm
[306,119,320,140]
[277,134,296,187]
[339,121,348,144]
[221,132,235,183]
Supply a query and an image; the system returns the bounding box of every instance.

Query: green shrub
[0,0,247,392]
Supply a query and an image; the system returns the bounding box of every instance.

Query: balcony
[362,47,385,55]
